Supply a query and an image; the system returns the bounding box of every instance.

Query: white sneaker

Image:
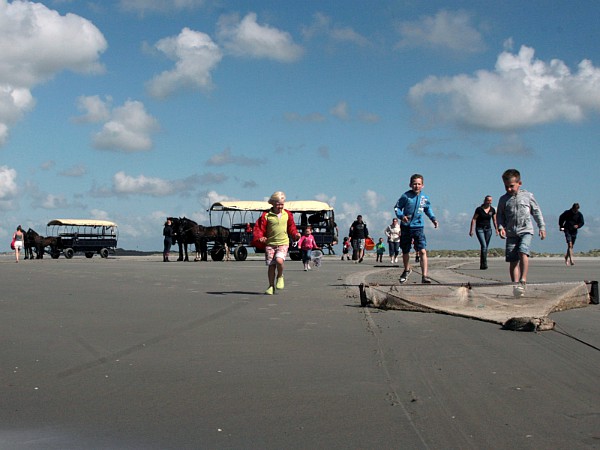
[513,281,526,298]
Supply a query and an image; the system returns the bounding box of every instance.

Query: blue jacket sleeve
[394,196,406,219]
[423,196,436,222]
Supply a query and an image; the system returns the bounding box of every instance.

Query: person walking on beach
[497,169,546,297]
[297,226,320,271]
[469,195,499,270]
[349,215,370,263]
[394,174,438,284]
[341,237,351,260]
[559,202,584,266]
[385,218,401,264]
[12,225,25,263]
[375,238,385,263]
[162,219,173,262]
[252,191,301,295]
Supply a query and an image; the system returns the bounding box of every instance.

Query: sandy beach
[1,254,598,448]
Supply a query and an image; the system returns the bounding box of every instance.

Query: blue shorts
[400,227,427,254]
[505,234,533,262]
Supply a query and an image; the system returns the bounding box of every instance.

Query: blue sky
[1,0,599,252]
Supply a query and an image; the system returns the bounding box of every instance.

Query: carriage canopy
[209,200,333,213]
[47,219,118,228]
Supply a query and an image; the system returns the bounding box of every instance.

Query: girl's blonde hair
[268,191,286,205]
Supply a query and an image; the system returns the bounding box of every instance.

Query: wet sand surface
[1,254,599,449]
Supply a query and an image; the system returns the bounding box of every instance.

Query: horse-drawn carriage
[46,219,118,259]
[208,200,337,261]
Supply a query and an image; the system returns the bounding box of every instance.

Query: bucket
[311,249,323,267]
[365,238,375,251]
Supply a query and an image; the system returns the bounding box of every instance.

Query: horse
[192,223,230,261]
[24,228,37,260]
[25,228,60,259]
[167,217,192,261]
[169,217,230,261]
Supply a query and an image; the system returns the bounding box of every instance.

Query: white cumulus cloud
[111,171,215,197]
[408,45,600,131]
[113,171,175,197]
[0,165,18,208]
[0,86,35,145]
[217,12,303,62]
[74,95,111,123]
[146,27,222,98]
[0,0,106,146]
[76,98,159,152]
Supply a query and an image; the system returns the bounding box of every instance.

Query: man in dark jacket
[349,215,370,263]
[559,203,584,266]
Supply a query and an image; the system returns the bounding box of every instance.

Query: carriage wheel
[233,245,248,261]
[51,251,60,259]
[85,252,94,258]
[211,246,225,261]
[64,248,74,259]
[100,248,109,258]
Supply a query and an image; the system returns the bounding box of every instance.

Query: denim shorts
[400,227,427,253]
[505,234,533,262]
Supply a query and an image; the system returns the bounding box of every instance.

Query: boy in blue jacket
[394,174,438,283]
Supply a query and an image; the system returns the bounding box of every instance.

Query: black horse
[168,217,230,261]
[167,217,192,261]
[25,228,60,259]
[24,228,37,259]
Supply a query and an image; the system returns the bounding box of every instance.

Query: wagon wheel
[233,245,248,261]
[64,248,74,259]
[100,248,109,258]
[211,245,225,261]
[51,250,60,259]
[85,252,94,258]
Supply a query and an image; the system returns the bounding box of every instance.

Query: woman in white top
[385,218,401,264]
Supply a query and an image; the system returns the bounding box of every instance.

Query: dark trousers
[163,238,172,261]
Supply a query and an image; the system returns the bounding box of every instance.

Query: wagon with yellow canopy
[209,200,337,261]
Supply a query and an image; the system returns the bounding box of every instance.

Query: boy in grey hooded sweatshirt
[497,169,546,296]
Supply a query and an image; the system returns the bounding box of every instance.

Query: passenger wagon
[46,219,118,259]
[209,200,337,261]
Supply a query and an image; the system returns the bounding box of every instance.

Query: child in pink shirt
[297,226,320,271]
